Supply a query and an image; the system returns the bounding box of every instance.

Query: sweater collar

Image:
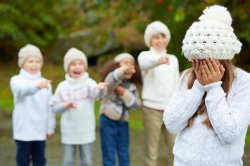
[150,47,167,55]
[65,72,89,86]
[20,69,41,80]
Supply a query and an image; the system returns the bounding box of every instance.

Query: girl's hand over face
[201,58,225,85]
[192,59,204,85]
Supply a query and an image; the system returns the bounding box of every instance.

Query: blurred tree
[0,0,85,60]
[0,0,249,70]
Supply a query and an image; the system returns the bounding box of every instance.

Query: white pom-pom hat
[64,48,88,72]
[182,5,242,61]
[18,44,43,67]
[114,53,134,63]
[144,21,171,47]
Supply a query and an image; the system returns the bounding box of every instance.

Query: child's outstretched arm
[10,78,51,99]
[138,52,166,71]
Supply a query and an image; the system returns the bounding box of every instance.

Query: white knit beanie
[64,48,88,72]
[144,21,171,47]
[18,44,43,67]
[114,53,134,63]
[182,5,242,61]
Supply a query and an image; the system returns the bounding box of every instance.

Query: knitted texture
[64,48,88,72]
[182,5,242,61]
[18,44,43,67]
[144,21,171,47]
[114,53,134,63]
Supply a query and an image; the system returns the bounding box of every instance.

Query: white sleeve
[205,79,250,144]
[138,52,159,71]
[10,77,40,98]
[163,79,205,133]
[47,107,56,134]
[50,86,66,114]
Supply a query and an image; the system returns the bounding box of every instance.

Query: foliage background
[0,1,250,164]
[0,0,250,69]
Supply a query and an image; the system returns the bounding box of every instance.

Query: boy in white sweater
[50,48,107,166]
[138,21,180,166]
[164,5,249,166]
[10,44,56,166]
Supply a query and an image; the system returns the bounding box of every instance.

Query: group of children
[10,43,142,166]
[10,5,250,166]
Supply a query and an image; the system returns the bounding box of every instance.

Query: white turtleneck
[10,69,55,141]
[138,47,180,110]
[51,72,102,144]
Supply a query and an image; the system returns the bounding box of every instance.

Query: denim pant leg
[31,141,46,166]
[15,140,32,166]
[100,114,117,166]
[79,143,93,166]
[116,122,130,166]
[62,144,76,166]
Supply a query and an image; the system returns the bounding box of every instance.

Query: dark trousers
[15,140,46,166]
[100,114,130,166]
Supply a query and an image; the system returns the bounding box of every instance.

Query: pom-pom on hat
[18,44,43,67]
[182,5,242,61]
[64,48,88,72]
[114,53,135,63]
[144,21,171,47]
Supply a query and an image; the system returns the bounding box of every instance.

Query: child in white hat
[50,48,107,166]
[99,53,141,166]
[10,44,56,166]
[137,21,180,166]
[163,5,250,166]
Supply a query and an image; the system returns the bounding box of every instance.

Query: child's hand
[38,80,51,89]
[158,56,169,65]
[47,133,53,139]
[200,58,225,85]
[192,59,204,85]
[116,85,125,96]
[64,101,77,109]
[97,82,109,91]
[124,66,136,75]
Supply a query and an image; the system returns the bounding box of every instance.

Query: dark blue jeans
[100,114,130,166]
[15,140,46,166]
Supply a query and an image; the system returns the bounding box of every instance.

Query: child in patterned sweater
[50,48,107,166]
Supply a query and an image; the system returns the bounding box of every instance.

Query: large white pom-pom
[199,5,232,26]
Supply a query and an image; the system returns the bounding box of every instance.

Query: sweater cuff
[113,67,125,81]
[204,81,224,97]
[191,80,205,97]
[120,90,134,106]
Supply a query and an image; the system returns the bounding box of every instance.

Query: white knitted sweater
[51,73,102,144]
[163,68,250,166]
[138,47,180,110]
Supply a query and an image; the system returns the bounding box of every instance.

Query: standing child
[137,21,180,166]
[99,53,141,166]
[163,5,249,166]
[10,44,56,166]
[50,48,107,166]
